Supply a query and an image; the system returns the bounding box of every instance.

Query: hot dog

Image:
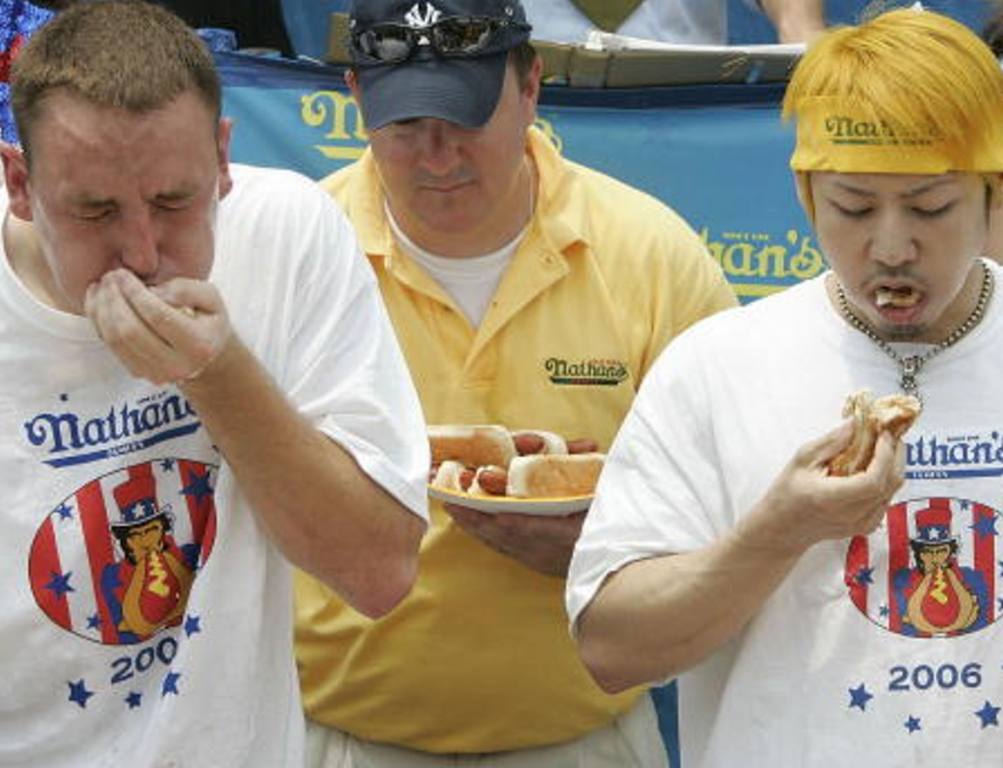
[428,424,516,470]
[468,466,508,496]
[510,431,600,456]
[511,429,567,455]
[430,460,475,491]
[828,389,921,476]
[506,453,605,498]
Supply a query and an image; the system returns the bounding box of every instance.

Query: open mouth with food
[873,283,924,321]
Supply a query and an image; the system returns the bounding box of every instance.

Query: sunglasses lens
[358,26,413,62]
[433,18,495,55]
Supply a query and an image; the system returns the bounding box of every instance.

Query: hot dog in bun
[506,453,605,498]
[428,425,516,470]
[828,389,921,477]
[510,429,567,455]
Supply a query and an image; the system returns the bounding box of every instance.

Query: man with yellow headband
[566,8,1003,766]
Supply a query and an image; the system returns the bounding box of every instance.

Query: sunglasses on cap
[351,16,530,65]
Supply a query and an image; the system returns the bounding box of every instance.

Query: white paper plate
[427,485,593,516]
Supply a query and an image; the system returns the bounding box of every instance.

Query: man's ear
[216,117,234,200]
[345,69,368,135]
[984,174,1003,264]
[1,142,33,221]
[346,68,360,101]
[986,173,1003,211]
[522,55,543,125]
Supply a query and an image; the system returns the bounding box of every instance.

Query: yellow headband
[790,97,1003,174]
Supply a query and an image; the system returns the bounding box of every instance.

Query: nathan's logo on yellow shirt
[545,357,628,387]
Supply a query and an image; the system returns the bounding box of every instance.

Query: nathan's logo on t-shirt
[845,496,999,639]
[904,430,1003,480]
[545,357,629,387]
[22,390,201,468]
[29,459,217,647]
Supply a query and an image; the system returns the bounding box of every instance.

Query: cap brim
[356,52,508,131]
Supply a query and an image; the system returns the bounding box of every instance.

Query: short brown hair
[11,0,221,157]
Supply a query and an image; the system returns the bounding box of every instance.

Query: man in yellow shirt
[296,0,737,765]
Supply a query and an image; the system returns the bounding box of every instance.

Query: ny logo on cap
[405,2,442,31]
[404,2,442,45]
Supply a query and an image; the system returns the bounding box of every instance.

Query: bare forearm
[576,416,906,692]
[181,336,424,617]
[576,516,803,692]
[761,0,825,43]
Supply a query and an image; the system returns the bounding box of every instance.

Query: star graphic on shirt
[68,679,94,708]
[855,567,874,586]
[44,571,74,600]
[160,459,176,472]
[976,701,1000,729]
[125,691,142,709]
[848,683,873,711]
[59,393,69,402]
[162,671,181,697]
[53,502,74,522]
[184,614,201,638]
[971,511,999,539]
[86,613,102,630]
[180,468,214,507]
[904,715,921,733]
[879,604,890,618]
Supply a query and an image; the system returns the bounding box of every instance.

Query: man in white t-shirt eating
[0,2,429,765]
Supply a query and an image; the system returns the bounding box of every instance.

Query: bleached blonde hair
[783,8,1003,217]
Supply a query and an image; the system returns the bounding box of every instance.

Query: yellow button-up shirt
[295,127,737,753]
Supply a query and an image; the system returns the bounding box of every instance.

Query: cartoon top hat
[912,501,956,545]
[111,472,168,532]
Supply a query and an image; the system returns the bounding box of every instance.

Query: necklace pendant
[900,356,923,399]
[901,372,918,397]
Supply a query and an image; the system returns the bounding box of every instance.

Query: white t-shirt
[568,262,1003,766]
[0,164,429,768]
[524,0,762,45]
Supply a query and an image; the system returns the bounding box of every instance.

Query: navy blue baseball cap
[348,0,532,130]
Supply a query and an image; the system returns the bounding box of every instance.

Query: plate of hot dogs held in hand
[427,424,605,515]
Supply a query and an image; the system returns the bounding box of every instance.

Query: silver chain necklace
[834,260,994,405]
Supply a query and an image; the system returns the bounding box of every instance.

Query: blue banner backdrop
[220,54,822,305]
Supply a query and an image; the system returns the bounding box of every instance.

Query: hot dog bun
[506,453,605,498]
[428,424,517,469]
[829,390,921,477]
